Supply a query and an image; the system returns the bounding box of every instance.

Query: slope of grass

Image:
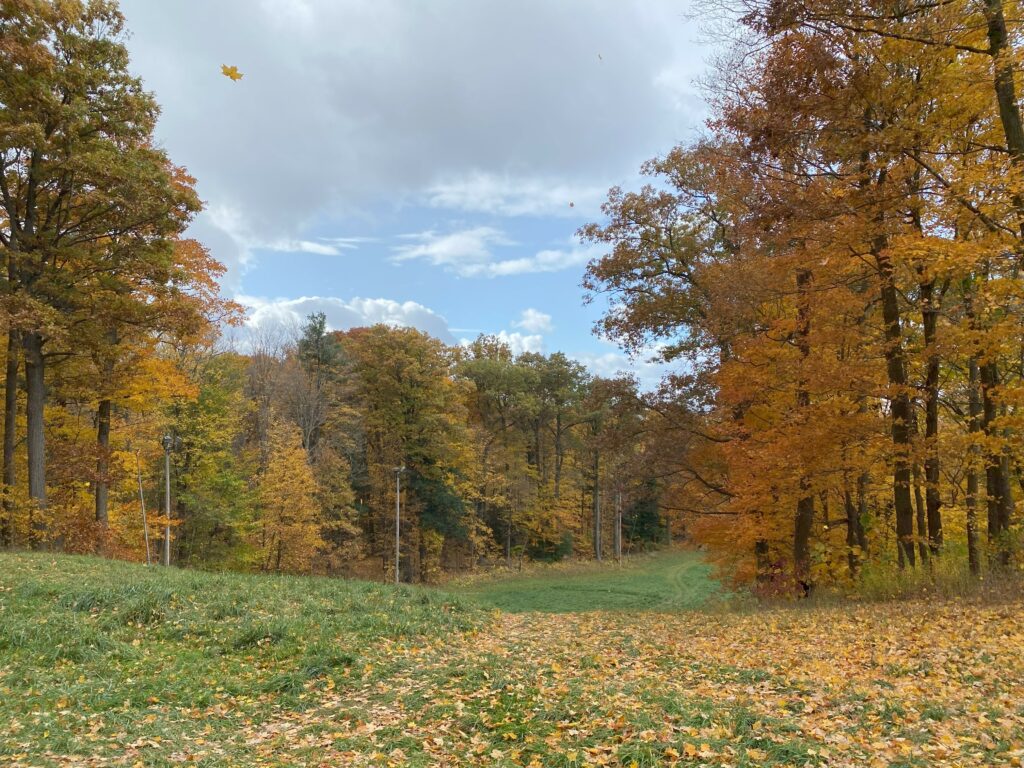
[0,552,479,766]
[5,552,1024,767]
[458,550,723,613]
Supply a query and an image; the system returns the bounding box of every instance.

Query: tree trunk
[554,413,563,499]
[95,399,111,541]
[918,278,943,552]
[852,396,871,560]
[967,358,982,577]
[985,0,1024,163]
[912,461,929,565]
[592,450,601,561]
[844,463,868,576]
[1,329,18,548]
[844,487,860,575]
[419,524,428,583]
[875,247,916,567]
[505,497,512,568]
[793,268,815,583]
[22,330,46,542]
[980,360,1014,564]
[614,490,622,562]
[533,421,543,481]
[856,471,870,553]
[794,488,814,585]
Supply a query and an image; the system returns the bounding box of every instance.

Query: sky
[118,0,713,387]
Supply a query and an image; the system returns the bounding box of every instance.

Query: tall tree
[0,0,199,531]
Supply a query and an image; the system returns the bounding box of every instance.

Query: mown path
[460,551,722,613]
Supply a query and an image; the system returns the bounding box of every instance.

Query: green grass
[0,549,726,765]
[0,552,479,766]
[3,550,1020,766]
[9,548,1007,765]
[458,550,724,613]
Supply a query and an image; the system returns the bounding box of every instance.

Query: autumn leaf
[221,64,243,81]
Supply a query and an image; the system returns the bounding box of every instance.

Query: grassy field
[3,551,1024,767]
[459,551,722,613]
[0,553,478,767]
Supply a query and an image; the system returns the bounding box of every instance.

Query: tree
[0,0,199,531]
[341,325,474,582]
[254,420,323,573]
[584,0,1024,588]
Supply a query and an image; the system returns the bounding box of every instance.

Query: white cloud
[264,239,344,256]
[203,204,362,285]
[393,229,601,278]
[460,331,544,355]
[238,295,455,343]
[571,349,670,391]
[392,227,513,272]
[482,242,600,278]
[120,0,711,280]
[513,308,553,334]
[321,236,376,247]
[496,331,545,355]
[426,171,606,217]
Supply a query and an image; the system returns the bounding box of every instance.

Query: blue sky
[118,0,712,386]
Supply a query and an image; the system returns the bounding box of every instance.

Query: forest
[4,0,1024,596]
[584,0,1024,590]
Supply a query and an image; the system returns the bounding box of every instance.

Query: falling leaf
[221,65,243,81]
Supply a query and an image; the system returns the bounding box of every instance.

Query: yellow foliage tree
[254,421,324,573]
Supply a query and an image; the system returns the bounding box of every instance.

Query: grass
[458,550,724,613]
[0,552,478,766]
[3,550,1024,767]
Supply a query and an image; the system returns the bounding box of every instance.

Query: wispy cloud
[393,229,600,278]
[426,171,606,218]
[481,243,600,278]
[392,227,513,274]
[263,239,345,256]
[207,204,366,273]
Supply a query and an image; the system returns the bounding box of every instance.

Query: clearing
[459,551,721,613]
[2,552,1023,767]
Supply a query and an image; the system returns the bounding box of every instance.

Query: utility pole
[593,455,602,562]
[135,450,151,566]
[394,466,405,584]
[162,435,172,566]
[161,434,180,566]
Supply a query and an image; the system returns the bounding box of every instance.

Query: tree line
[0,1,672,579]
[584,0,1024,589]
[15,0,1021,593]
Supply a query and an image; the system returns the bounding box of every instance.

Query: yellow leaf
[221,64,243,81]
